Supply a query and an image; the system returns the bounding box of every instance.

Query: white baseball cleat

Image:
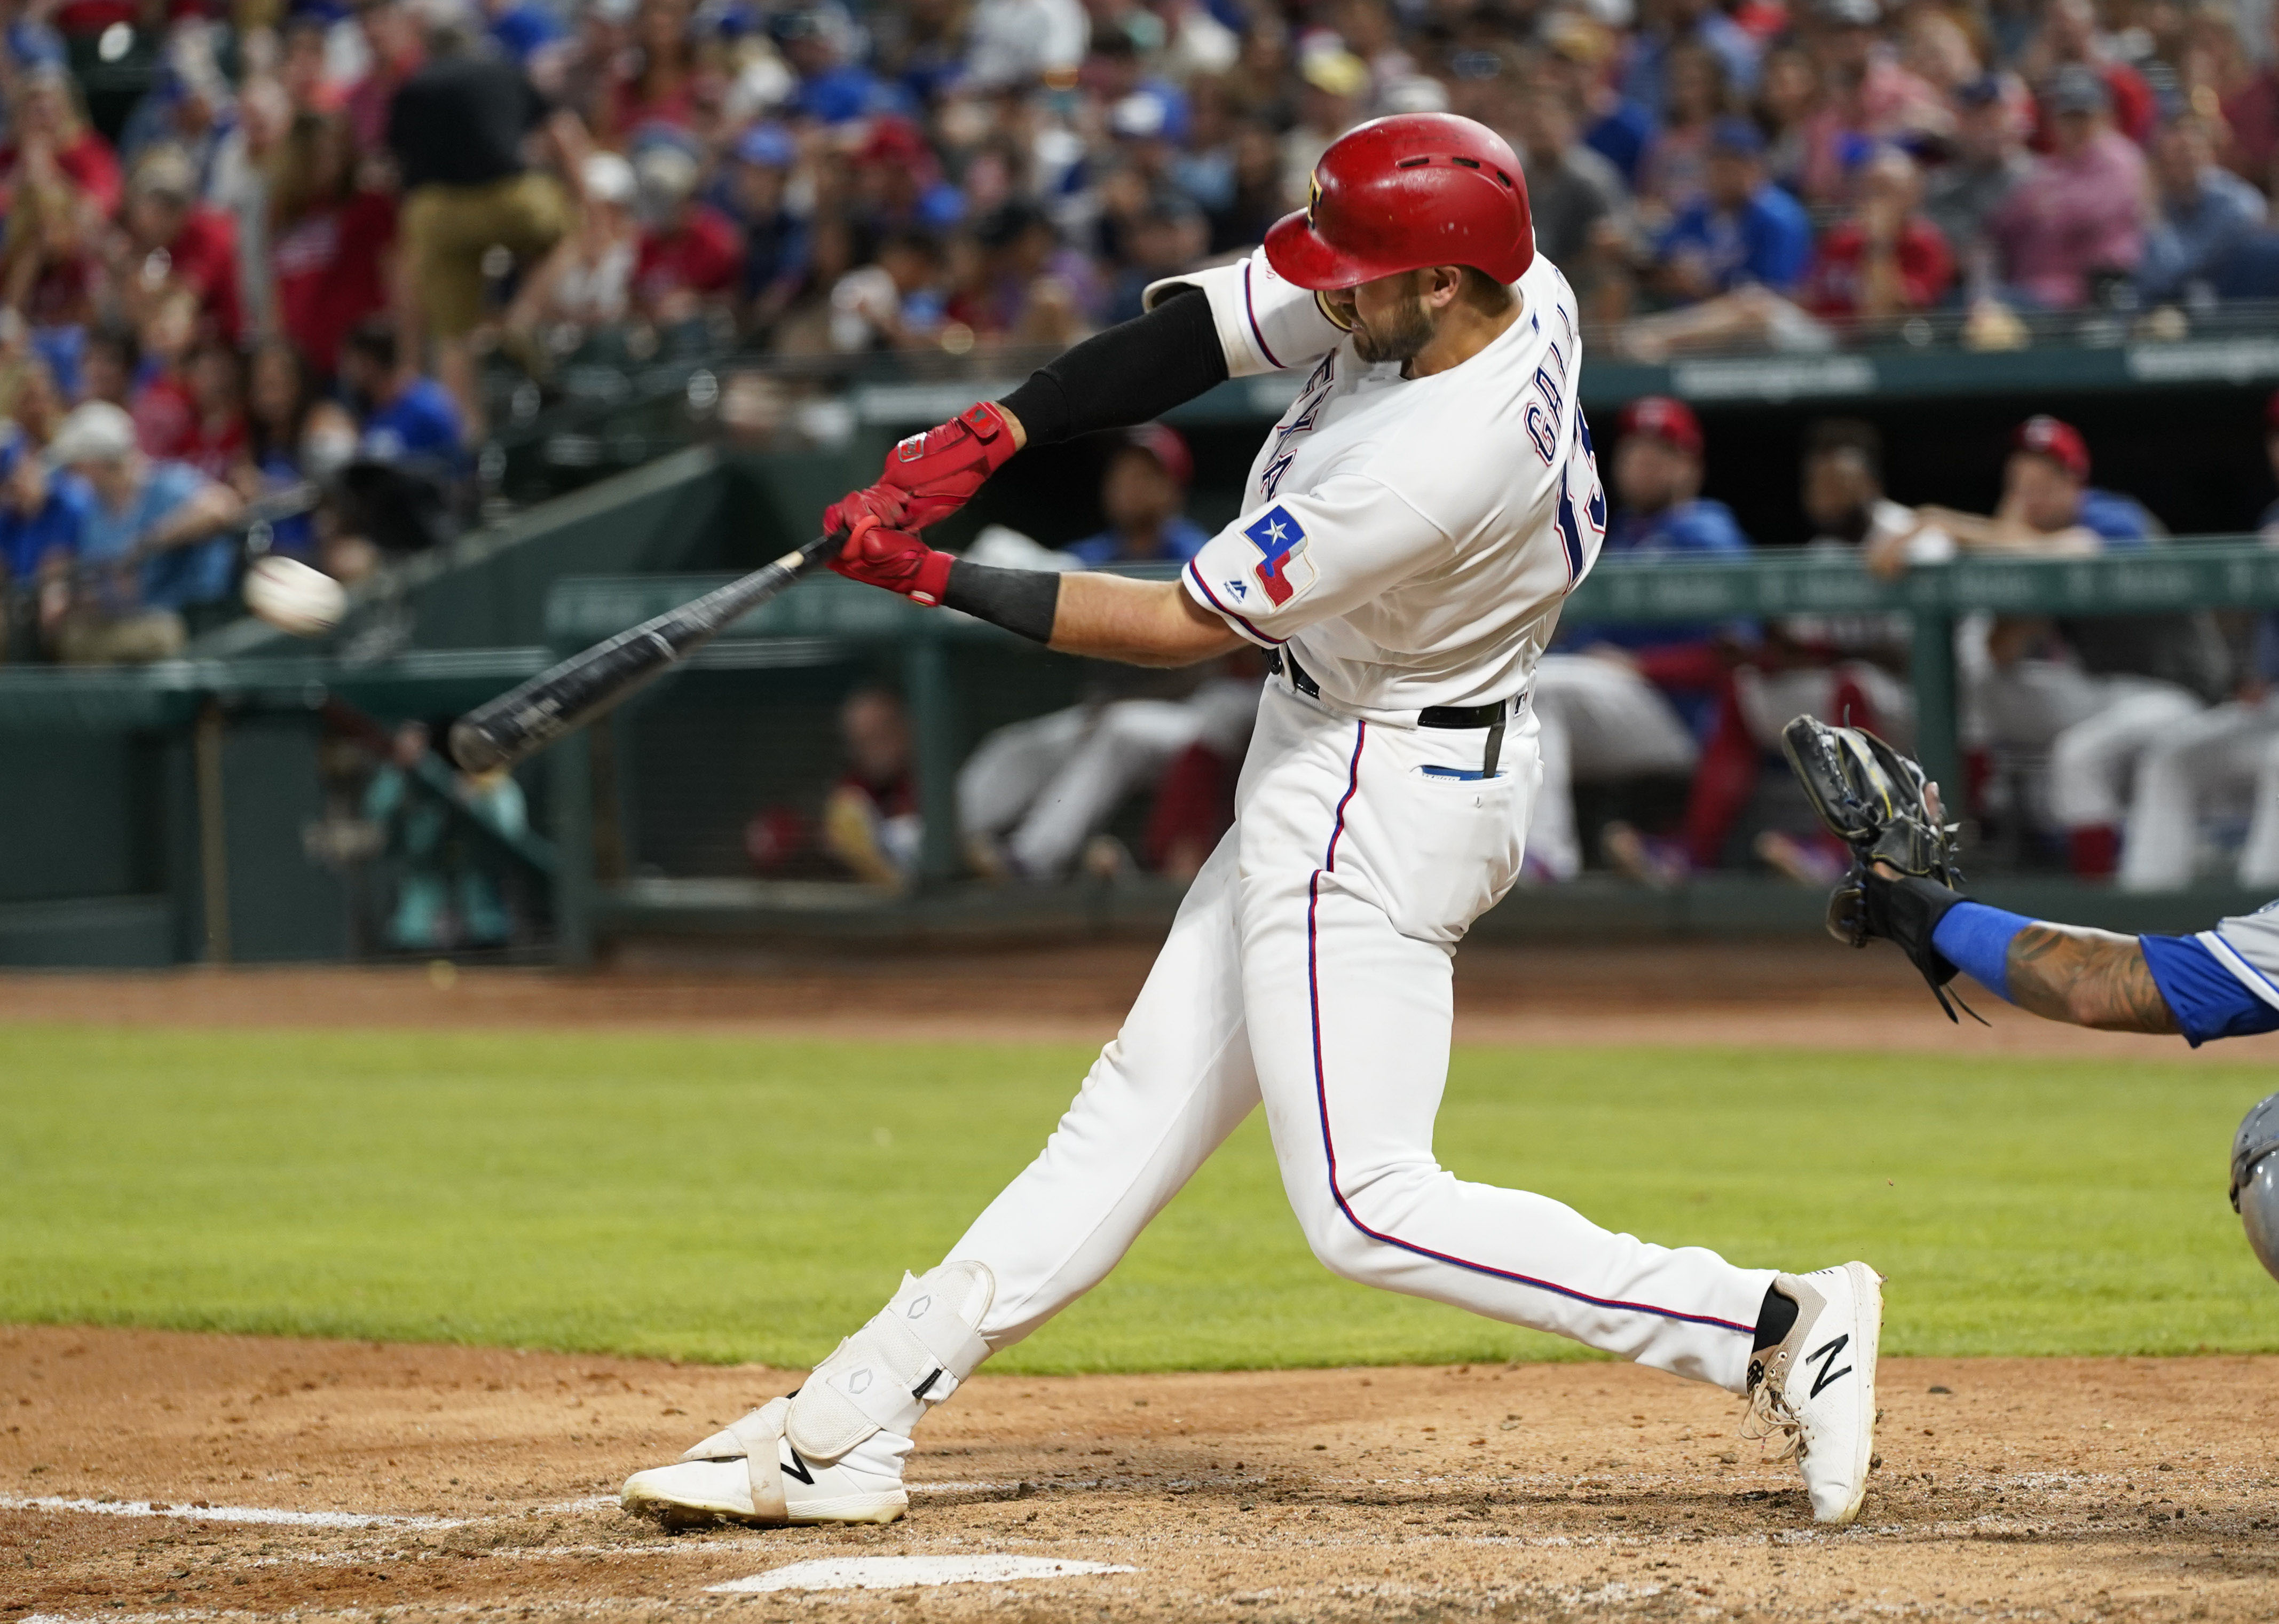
[622,1260,996,1530]
[1740,1260,1883,1525]
[621,1397,911,1526]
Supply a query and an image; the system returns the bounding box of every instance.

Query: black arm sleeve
[943,559,1062,644]
[997,286,1228,446]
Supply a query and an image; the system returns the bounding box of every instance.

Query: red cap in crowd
[1618,395,1704,456]
[1124,423,1194,487]
[2013,414,2090,482]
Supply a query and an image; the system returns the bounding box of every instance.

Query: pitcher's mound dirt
[5,1325,2277,1622]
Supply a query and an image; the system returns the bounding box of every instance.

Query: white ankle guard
[786,1260,993,1462]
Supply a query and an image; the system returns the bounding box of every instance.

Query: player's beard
[1349,291,1435,367]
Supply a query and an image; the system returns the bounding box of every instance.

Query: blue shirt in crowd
[2076,487,2157,545]
[1574,498,1755,705]
[2137,165,2268,304]
[82,460,233,612]
[1064,517,1210,569]
[1658,184,1813,294]
[0,469,90,582]
[1584,100,1656,188]
[362,377,464,467]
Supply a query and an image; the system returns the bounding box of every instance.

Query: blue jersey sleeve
[2140,933,2279,1047]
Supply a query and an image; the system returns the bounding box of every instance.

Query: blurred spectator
[827,228,947,352]
[242,340,319,561]
[1985,65,2148,309]
[47,399,244,664]
[0,429,90,661]
[0,65,121,220]
[2221,4,2279,195]
[1636,41,1730,227]
[1064,426,1205,566]
[112,145,243,345]
[1513,72,1633,319]
[77,324,134,408]
[722,124,810,331]
[1282,49,1369,209]
[822,685,922,888]
[964,0,1089,92]
[773,5,908,126]
[630,138,744,329]
[1796,148,1955,323]
[1622,0,1764,114]
[2136,113,2268,306]
[1570,395,1751,720]
[340,319,463,470]
[1918,415,2226,874]
[349,0,429,158]
[2021,0,2159,148]
[1647,120,1812,307]
[329,320,463,573]
[604,0,704,141]
[507,151,640,358]
[387,19,570,421]
[362,719,528,950]
[270,110,397,379]
[176,338,248,482]
[1923,74,2032,279]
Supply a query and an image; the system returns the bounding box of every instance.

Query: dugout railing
[9,436,2279,965]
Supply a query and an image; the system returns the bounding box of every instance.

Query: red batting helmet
[1264,113,1534,291]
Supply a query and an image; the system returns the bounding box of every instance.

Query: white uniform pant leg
[1234,688,1773,1393]
[1006,699,1208,877]
[956,706,1094,840]
[1526,656,1698,882]
[943,828,1259,1351]
[1527,701,1582,881]
[2119,701,2276,892]
[2242,734,2279,888]
[2048,681,2204,830]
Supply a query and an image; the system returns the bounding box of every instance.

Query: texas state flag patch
[1244,505,1316,606]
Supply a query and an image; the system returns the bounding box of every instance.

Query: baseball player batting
[620,114,1883,1532]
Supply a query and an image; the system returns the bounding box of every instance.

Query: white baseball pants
[1529,654,1700,881]
[942,680,1776,1393]
[2118,698,2279,891]
[957,682,1261,878]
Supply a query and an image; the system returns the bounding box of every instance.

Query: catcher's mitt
[1779,716,1979,1022]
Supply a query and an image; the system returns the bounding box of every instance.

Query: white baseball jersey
[1148,249,1606,723]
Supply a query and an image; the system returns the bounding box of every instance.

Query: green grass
[1,1025,2274,1371]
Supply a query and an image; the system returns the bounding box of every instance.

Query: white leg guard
[786,1260,994,1463]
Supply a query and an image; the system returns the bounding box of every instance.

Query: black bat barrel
[447,531,845,774]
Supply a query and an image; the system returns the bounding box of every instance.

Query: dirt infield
[5,1324,2277,1622]
[8,950,2278,1620]
[5,940,2278,1059]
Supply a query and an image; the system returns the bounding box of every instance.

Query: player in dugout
[619,114,1886,1535]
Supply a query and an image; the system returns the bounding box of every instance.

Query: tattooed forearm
[2006,924,2179,1033]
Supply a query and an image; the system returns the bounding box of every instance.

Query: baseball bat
[447,531,846,774]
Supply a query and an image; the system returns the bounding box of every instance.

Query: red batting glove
[874,401,1022,532]
[829,509,955,607]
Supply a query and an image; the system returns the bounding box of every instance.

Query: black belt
[1269,649,1515,776]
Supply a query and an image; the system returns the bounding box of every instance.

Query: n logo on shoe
[780,1442,815,1486]
[1806,1334,1853,1398]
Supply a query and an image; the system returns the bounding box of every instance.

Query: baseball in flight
[243,555,347,638]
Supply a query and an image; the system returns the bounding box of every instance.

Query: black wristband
[943,559,1061,644]
[997,286,1227,446]
[1863,872,1967,985]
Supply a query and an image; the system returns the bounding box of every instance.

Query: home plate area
[7,1327,2279,1622]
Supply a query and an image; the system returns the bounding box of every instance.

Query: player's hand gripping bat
[447,531,846,774]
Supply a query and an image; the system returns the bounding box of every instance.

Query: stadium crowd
[2,0,2279,896]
